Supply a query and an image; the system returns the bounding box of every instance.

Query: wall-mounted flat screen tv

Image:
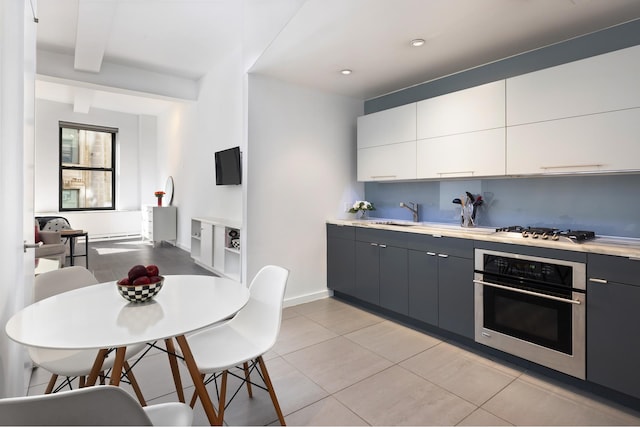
[215,146,242,185]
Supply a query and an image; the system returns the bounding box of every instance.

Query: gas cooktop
[495,226,596,243]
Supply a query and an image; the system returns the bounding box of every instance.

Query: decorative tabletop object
[117,264,164,303]
[348,200,376,219]
[154,191,165,207]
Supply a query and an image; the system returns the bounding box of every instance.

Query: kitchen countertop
[327,218,640,259]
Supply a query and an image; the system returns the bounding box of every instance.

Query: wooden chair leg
[189,374,205,408]
[165,338,185,403]
[243,362,253,398]
[79,376,85,388]
[218,370,228,426]
[45,374,58,394]
[124,361,146,407]
[257,356,286,426]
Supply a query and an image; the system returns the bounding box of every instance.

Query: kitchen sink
[370,221,420,227]
[366,220,496,235]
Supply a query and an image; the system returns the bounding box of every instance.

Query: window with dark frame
[59,122,117,211]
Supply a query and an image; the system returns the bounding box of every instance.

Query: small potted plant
[154,191,165,207]
[349,200,375,219]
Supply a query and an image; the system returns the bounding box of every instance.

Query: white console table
[191,217,241,281]
[142,206,177,245]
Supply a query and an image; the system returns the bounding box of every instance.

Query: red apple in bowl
[146,264,160,277]
[132,276,151,286]
[128,265,148,282]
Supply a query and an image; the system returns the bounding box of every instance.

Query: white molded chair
[185,265,289,425]
[29,267,147,403]
[0,385,193,426]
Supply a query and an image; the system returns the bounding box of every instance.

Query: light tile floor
[28,297,640,426]
[27,239,640,425]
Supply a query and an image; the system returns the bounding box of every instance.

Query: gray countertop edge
[327,219,640,259]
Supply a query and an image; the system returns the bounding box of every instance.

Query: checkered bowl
[117,277,164,303]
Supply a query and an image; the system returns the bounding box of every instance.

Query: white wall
[33,100,159,238]
[35,99,143,212]
[246,74,363,304]
[138,114,160,206]
[157,39,244,251]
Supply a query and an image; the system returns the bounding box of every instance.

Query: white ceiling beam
[74,0,117,73]
[39,50,199,100]
[73,88,94,114]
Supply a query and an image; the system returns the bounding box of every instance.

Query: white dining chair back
[228,264,289,357]
[28,267,147,403]
[185,264,289,425]
[34,266,99,302]
[0,385,193,426]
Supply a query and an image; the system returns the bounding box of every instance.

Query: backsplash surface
[364,174,640,239]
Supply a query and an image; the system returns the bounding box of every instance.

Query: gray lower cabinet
[354,228,408,313]
[407,234,474,338]
[587,253,640,399]
[408,249,438,325]
[326,224,356,295]
[379,245,409,314]
[355,240,380,305]
[438,255,474,339]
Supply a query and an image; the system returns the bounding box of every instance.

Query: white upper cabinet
[417,128,505,179]
[417,80,506,139]
[357,103,417,181]
[357,141,417,182]
[507,45,640,126]
[507,108,640,175]
[415,80,506,178]
[357,103,416,149]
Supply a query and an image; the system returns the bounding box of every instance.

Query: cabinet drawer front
[355,228,407,248]
[406,233,438,251]
[588,253,640,286]
[357,141,417,182]
[406,233,473,258]
[506,108,640,175]
[327,224,355,240]
[434,237,473,259]
[416,128,505,179]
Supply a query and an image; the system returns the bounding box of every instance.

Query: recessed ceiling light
[410,38,426,47]
[340,69,352,75]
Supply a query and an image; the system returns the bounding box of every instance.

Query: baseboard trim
[284,289,333,308]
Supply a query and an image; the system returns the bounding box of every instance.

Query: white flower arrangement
[348,200,375,214]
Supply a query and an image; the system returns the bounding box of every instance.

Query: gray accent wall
[365,19,640,114]
[361,19,640,239]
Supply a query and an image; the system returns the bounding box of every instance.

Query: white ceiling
[35,0,640,115]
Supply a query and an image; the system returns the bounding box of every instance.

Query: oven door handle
[473,280,582,305]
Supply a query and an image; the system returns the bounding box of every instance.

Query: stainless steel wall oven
[474,249,586,379]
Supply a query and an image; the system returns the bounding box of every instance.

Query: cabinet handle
[370,175,397,179]
[379,244,387,248]
[370,243,378,247]
[426,252,436,256]
[540,164,603,170]
[437,171,474,176]
[589,278,608,284]
[432,234,442,238]
[437,253,448,258]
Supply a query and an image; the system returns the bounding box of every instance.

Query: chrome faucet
[399,202,419,222]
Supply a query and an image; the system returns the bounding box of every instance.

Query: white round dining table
[5,274,249,426]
